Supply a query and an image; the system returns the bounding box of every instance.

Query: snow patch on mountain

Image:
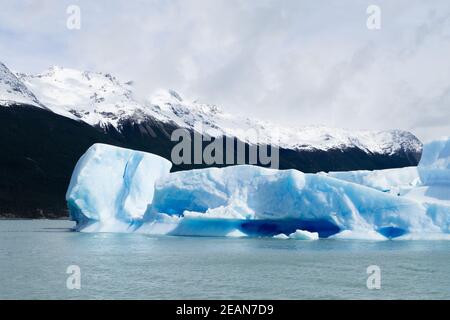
[0,63,42,107]
[18,66,152,126]
[149,90,422,154]
[17,65,422,154]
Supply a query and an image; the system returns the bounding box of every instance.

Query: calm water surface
[0,220,449,299]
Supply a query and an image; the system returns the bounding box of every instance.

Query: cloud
[0,0,449,141]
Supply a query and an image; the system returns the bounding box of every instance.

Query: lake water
[0,220,449,299]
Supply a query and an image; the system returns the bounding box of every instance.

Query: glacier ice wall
[67,140,450,239]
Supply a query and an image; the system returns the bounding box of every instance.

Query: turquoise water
[0,220,449,299]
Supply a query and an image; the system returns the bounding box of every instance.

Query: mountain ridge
[0,62,43,108]
[0,62,423,218]
[16,64,422,156]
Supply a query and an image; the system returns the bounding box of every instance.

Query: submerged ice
[67,139,450,239]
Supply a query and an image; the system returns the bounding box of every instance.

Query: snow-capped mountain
[17,65,422,155]
[0,62,42,107]
[0,61,423,218]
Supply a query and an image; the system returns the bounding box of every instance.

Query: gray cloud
[0,0,449,142]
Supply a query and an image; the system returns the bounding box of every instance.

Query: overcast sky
[1,0,449,142]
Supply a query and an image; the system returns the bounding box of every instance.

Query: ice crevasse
[66,139,450,240]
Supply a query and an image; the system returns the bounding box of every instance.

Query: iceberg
[273,230,319,240]
[66,144,172,231]
[273,233,290,240]
[288,230,319,240]
[67,140,450,239]
[323,137,450,239]
[417,137,450,186]
[325,137,449,194]
[146,165,442,237]
[402,138,450,234]
[323,167,420,195]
